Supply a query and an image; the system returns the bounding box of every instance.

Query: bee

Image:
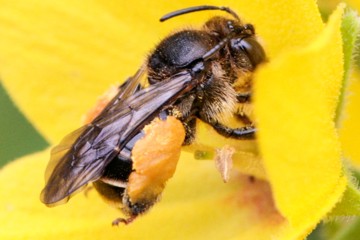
[40,5,266,225]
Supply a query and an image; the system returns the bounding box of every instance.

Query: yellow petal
[346,0,360,12]
[0,1,136,142]
[231,0,324,58]
[1,150,291,240]
[254,4,346,233]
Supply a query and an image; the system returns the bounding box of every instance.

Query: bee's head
[203,16,266,70]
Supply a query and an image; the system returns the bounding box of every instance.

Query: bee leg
[210,121,256,139]
[182,117,197,145]
[235,92,253,125]
[112,215,137,226]
[236,114,253,125]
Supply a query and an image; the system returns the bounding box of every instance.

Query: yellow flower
[0,0,358,239]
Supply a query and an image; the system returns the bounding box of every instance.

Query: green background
[0,82,48,167]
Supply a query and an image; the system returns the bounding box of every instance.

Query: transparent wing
[93,65,147,120]
[41,70,195,206]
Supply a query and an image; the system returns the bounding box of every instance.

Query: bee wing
[92,65,147,119]
[41,71,195,206]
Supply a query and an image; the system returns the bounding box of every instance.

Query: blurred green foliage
[0,82,48,167]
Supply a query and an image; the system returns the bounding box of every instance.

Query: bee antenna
[160,5,240,22]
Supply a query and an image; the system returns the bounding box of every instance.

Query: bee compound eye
[238,37,266,67]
